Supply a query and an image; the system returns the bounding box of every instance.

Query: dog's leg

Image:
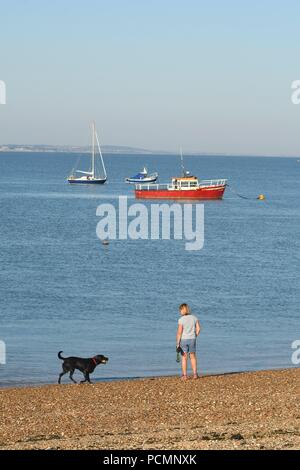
[58,371,67,384]
[80,371,87,384]
[80,371,92,384]
[69,369,77,384]
[86,373,92,384]
[58,363,70,384]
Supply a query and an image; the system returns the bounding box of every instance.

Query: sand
[0,368,299,450]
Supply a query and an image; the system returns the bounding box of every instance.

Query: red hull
[135,185,226,200]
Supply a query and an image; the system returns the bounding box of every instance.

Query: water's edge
[0,365,297,390]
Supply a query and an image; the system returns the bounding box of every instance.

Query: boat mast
[92,121,95,178]
[95,129,107,179]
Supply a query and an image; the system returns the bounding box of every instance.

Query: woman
[176,303,201,380]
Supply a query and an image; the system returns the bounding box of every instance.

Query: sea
[0,152,299,387]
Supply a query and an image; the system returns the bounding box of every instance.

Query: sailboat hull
[68,178,107,184]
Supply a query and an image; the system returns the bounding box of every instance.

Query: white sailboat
[68,122,107,184]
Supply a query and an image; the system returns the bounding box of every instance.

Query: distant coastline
[0,144,159,155]
[0,144,298,158]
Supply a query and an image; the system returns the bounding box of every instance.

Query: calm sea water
[0,152,299,387]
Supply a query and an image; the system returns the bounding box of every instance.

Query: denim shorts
[180,338,196,354]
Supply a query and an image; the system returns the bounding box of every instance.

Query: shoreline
[0,368,299,450]
[0,365,296,391]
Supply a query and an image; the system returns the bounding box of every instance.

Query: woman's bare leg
[189,353,198,377]
[181,353,188,377]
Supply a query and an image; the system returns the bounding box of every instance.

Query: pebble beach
[0,368,299,450]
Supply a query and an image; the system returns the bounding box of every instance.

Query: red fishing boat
[135,175,227,200]
[135,149,227,200]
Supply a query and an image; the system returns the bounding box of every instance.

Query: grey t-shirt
[178,314,198,340]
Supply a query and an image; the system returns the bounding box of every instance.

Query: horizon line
[0,144,299,159]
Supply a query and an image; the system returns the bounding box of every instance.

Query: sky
[1,0,300,155]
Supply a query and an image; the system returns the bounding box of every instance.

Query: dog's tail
[58,351,65,360]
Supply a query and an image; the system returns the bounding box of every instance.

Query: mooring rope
[226,184,265,201]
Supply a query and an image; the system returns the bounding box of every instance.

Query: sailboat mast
[92,121,95,178]
[95,131,107,179]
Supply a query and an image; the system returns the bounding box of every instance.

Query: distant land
[0,144,161,154]
[0,144,298,158]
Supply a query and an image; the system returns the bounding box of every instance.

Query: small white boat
[68,122,107,184]
[126,167,158,184]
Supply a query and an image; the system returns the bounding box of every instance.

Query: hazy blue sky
[1,0,300,154]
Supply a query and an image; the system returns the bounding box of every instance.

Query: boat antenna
[180,147,189,176]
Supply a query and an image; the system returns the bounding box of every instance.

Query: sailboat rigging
[67,122,107,184]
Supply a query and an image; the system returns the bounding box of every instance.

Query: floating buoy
[257,194,266,201]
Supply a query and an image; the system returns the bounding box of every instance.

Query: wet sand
[0,368,299,450]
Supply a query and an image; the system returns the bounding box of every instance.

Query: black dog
[58,351,108,384]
